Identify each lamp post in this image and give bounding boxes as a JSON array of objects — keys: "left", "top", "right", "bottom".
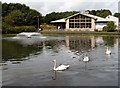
[{"left": 37, "top": 16, "right": 39, "bottom": 30}]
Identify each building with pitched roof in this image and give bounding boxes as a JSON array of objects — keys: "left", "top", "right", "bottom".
[{"left": 51, "top": 12, "right": 119, "bottom": 31}]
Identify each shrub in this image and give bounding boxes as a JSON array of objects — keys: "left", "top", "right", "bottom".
[
  {"left": 103, "top": 26, "right": 108, "bottom": 32},
  {"left": 14, "top": 26, "right": 37, "bottom": 33},
  {"left": 2, "top": 23, "right": 37, "bottom": 34},
  {"left": 103, "top": 21, "right": 116, "bottom": 32},
  {"left": 2, "top": 22, "right": 14, "bottom": 34}
]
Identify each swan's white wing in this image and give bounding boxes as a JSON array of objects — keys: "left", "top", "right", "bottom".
[
  {"left": 106, "top": 50, "right": 111, "bottom": 55},
  {"left": 55, "top": 65, "right": 69, "bottom": 71},
  {"left": 60, "top": 64, "right": 69, "bottom": 67},
  {"left": 83, "top": 56, "right": 89, "bottom": 62},
  {"left": 55, "top": 66, "right": 66, "bottom": 71}
]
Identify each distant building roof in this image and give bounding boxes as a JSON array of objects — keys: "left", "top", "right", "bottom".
[
  {"left": 51, "top": 18, "right": 66, "bottom": 23},
  {"left": 66, "top": 13, "right": 82, "bottom": 19},
  {"left": 84, "top": 14, "right": 110, "bottom": 22},
  {"left": 106, "top": 15, "right": 119, "bottom": 21},
  {"left": 51, "top": 13, "right": 112, "bottom": 23}
]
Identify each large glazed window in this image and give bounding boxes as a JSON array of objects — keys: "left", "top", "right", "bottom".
[{"left": 69, "top": 14, "right": 92, "bottom": 28}]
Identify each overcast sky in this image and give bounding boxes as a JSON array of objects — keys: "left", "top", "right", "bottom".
[{"left": 1, "top": 0, "right": 120, "bottom": 16}]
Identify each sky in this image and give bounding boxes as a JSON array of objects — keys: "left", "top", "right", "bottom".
[{"left": 1, "top": 0, "right": 120, "bottom": 16}]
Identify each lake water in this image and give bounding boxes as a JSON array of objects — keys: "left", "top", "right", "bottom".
[{"left": 1, "top": 34, "right": 119, "bottom": 86}]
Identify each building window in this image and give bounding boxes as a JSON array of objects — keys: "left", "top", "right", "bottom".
[
  {"left": 69, "top": 14, "right": 92, "bottom": 28},
  {"left": 69, "top": 23, "right": 74, "bottom": 28},
  {"left": 86, "top": 23, "right": 91, "bottom": 28}
]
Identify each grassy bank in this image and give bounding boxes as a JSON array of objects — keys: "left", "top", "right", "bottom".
[
  {"left": 2, "top": 34, "right": 16, "bottom": 37},
  {"left": 2, "top": 30, "right": 119, "bottom": 37},
  {"left": 41, "top": 30, "right": 119, "bottom": 36}
]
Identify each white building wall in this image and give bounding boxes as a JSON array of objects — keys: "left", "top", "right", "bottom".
[
  {"left": 96, "top": 23, "right": 107, "bottom": 31},
  {"left": 91, "top": 19, "right": 96, "bottom": 31},
  {"left": 66, "top": 19, "right": 69, "bottom": 30}
]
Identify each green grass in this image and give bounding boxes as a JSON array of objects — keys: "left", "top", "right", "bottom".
[
  {"left": 41, "top": 30, "right": 119, "bottom": 36},
  {"left": 2, "top": 30, "right": 119, "bottom": 37},
  {"left": 2, "top": 34, "right": 16, "bottom": 37}
]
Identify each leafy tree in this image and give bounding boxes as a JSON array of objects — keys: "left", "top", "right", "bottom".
[
  {"left": 88, "top": 10, "right": 96, "bottom": 15},
  {"left": 103, "top": 21, "right": 116, "bottom": 32},
  {"left": 2, "top": 3, "right": 9, "bottom": 17},
  {"left": 4, "top": 10, "right": 25, "bottom": 26},
  {"left": 2, "top": 3, "right": 43, "bottom": 27},
  {"left": 2, "top": 3, "right": 30, "bottom": 17},
  {"left": 88, "top": 9, "right": 112, "bottom": 18},
  {"left": 114, "top": 13, "right": 120, "bottom": 18},
  {"left": 25, "top": 9, "right": 42, "bottom": 27}
]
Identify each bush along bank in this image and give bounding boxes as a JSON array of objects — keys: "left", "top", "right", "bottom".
[{"left": 2, "top": 23, "right": 37, "bottom": 34}]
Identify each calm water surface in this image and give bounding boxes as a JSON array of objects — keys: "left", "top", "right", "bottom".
[{"left": 1, "top": 34, "right": 119, "bottom": 86}]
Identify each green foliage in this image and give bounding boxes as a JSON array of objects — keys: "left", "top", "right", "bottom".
[
  {"left": 88, "top": 9, "right": 112, "bottom": 18},
  {"left": 25, "top": 9, "right": 42, "bottom": 26},
  {"left": 103, "top": 26, "right": 108, "bottom": 32},
  {"left": 4, "top": 10, "right": 25, "bottom": 26},
  {"left": 13, "top": 26, "right": 37, "bottom": 33},
  {"left": 2, "top": 22, "right": 14, "bottom": 34},
  {"left": 2, "top": 3, "right": 42, "bottom": 27},
  {"left": 103, "top": 21, "right": 116, "bottom": 32},
  {"left": 114, "top": 13, "right": 120, "bottom": 18},
  {"left": 2, "top": 22, "right": 36, "bottom": 34},
  {"left": 2, "top": 3, "right": 30, "bottom": 17}
]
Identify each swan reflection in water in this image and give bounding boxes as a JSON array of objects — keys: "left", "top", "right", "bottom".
[
  {"left": 52, "top": 70, "right": 57, "bottom": 80},
  {"left": 82, "top": 53, "right": 90, "bottom": 70}
]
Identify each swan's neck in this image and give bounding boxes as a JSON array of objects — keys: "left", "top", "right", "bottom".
[
  {"left": 107, "top": 48, "right": 109, "bottom": 51},
  {"left": 53, "top": 61, "right": 56, "bottom": 70}
]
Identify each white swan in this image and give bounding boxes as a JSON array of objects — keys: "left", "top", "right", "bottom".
[
  {"left": 105, "top": 47, "right": 111, "bottom": 55},
  {"left": 52, "top": 60, "right": 69, "bottom": 71},
  {"left": 83, "top": 55, "right": 90, "bottom": 62}
]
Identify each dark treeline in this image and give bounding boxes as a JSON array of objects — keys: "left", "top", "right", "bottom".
[
  {"left": 88, "top": 10, "right": 120, "bottom": 18},
  {"left": 87, "top": 10, "right": 112, "bottom": 18},
  {"left": 2, "top": 2, "right": 120, "bottom": 33},
  {"left": 2, "top": 3, "right": 42, "bottom": 27},
  {"left": 114, "top": 13, "right": 120, "bottom": 18}
]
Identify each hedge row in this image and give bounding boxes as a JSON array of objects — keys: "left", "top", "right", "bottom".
[{"left": 2, "top": 23, "right": 37, "bottom": 34}]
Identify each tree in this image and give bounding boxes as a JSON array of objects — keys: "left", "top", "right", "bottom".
[
  {"left": 2, "top": 3, "right": 43, "bottom": 27},
  {"left": 25, "top": 9, "right": 42, "bottom": 27},
  {"left": 88, "top": 9, "right": 112, "bottom": 18},
  {"left": 114, "top": 13, "right": 120, "bottom": 18},
  {"left": 89, "top": 10, "right": 96, "bottom": 15},
  {"left": 4, "top": 10, "right": 25, "bottom": 26},
  {"left": 2, "top": 3, "right": 43, "bottom": 33},
  {"left": 98, "top": 9, "right": 112, "bottom": 18},
  {"left": 2, "top": 3, "right": 30, "bottom": 17},
  {"left": 103, "top": 21, "right": 116, "bottom": 32}
]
